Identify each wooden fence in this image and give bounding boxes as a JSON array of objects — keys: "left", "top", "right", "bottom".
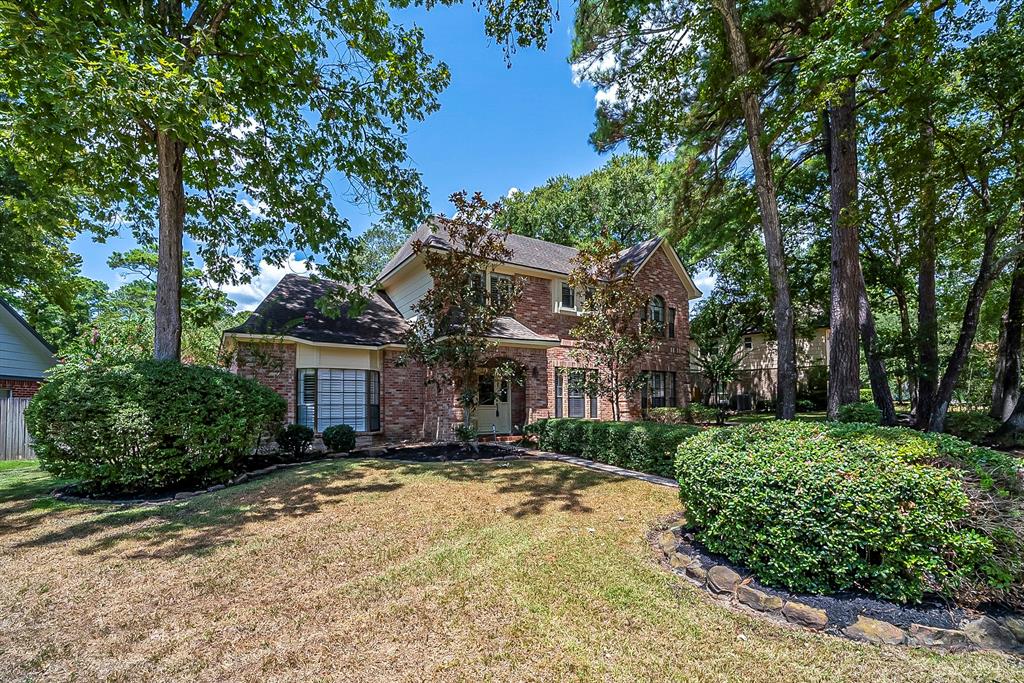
[{"left": 1, "top": 398, "right": 34, "bottom": 460}]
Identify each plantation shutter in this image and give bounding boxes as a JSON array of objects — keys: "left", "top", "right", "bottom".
[{"left": 315, "top": 370, "right": 381, "bottom": 433}]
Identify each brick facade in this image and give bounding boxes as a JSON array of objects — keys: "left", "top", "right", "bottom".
[
  {"left": 228, "top": 243, "right": 693, "bottom": 443},
  {"left": 0, "top": 377, "right": 43, "bottom": 399},
  {"left": 233, "top": 342, "right": 297, "bottom": 421}
]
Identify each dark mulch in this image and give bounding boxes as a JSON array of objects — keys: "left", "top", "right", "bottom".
[
  {"left": 371, "top": 442, "right": 522, "bottom": 463},
  {"left": 673, "top": 530, "right": 969, "bottom": 632}
]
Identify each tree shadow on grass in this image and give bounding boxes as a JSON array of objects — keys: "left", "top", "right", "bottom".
[
  {"left": 384, "top": 458, "right": 605, "bottom": 518},
  {"left": 2, "top": 460, "right": 404, "bottom": 560}
]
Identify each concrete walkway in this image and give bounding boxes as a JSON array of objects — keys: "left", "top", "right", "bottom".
[{"left": 520, "top": 449, "right": 679, "bottom": 489}]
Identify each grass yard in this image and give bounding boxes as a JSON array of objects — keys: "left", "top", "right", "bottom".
[{"left": 0, "top": 459, "right": 1020, "bottom": 682}]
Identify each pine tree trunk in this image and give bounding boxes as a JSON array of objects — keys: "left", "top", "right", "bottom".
[
  {"left": 714, "top": 0, "right": 797, "bottom": 419},
  {"left": 915, "top": 123, "right": 939, "bottom": 429},
  {"left": 989, "top": 229, "right": 1024, "bottom": 421},
  {"left": 154, "top": 131, "right": 185, "bottom": 361},
  {"left": 996, "top": 392, "right": 1024, "bottom": 437},
  {"left": 825, "top": 86, "right": 863, "bottom": 419},
  {"left": 859, "top": 270, "right": 897, "bottom": 425}
]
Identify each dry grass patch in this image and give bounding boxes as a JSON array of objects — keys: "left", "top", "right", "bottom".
[{"left": 0, "top": 458, "right": 1020, "bottom": 682}]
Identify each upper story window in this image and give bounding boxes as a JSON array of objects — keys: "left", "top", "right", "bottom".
[
  {"left": 490, "top": 274, "right": 513, "bottom": 309},
  {"left": 648, "top": 296, "right": 666, "bottom": 335},
  {"left": 744, "top": 336, "right": 753, "bottom": 350},
  {"left": 561, "top": 282, "right": 576, "bottom": 310},
  {"left": 668, "top": 307, "right": 676, "bottom": 338}
]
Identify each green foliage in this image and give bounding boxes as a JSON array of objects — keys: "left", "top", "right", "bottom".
[
  {"left": 454, "top": 423, "right": 478, "bottom": 442},
  {"left": 323, "top": 424, "right": 356, "bottom": 453},
  {"left": 493, "top": 155, "right": 665, "bottom": 247},
  {"left": 530, "top": 418, "right": 700, "bottom": 478},
  {"left": 675, "top": 422, "right": 1022, "bottom": 604},
  {"left": 649, "top": 405, "right": 717, "bottom": 425},
  {"left": 276, "top": 424, "right": 314, "bottom": 459},
  {"left": 0, "top": 0, "right": 453, "bottom": 294},
  {"left": 836, "top": 401, "right": 882, "bottom": 425},
  {"left": 944, "top": 411, "right": 1000, "bottom": 444},
  {"left": 25, "top": 360, "right": 285, "bottom": 495},
  {"left": 402, "top": 192, "right": 524, "bottom": 429},
  {"left": 567, "top": 238, "right": 656, "bottom": 420}
]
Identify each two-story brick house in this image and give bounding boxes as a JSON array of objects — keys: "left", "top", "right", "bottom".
[{"left": 223, "top": 222, "right": 702, "bottom": 442}]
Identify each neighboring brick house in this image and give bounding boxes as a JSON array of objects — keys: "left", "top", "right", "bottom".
[
  {"left": 0, "top": 297, "right": 56, "bottom": 399},
  {"left": 223, "top": 223, "right": 702, "bottom": 442}
]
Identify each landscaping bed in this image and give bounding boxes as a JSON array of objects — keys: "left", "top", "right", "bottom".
[{"left": 357, "top": 441, "right": 522, "bottom": 462}]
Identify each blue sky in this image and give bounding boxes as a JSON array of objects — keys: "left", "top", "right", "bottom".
[{"left": 71, "top": 5, "right": 672, "bottom": 309}]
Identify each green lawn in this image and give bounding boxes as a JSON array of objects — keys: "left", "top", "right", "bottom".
[{"left": 1, "top": 459, "right": 1020, "bottom": 682}]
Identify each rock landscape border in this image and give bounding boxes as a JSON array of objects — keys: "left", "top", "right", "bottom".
[{"left": 653, "top": 521, "right": 1024, "bottom": 656}]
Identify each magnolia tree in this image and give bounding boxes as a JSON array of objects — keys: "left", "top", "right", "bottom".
[
  {"left": 402, "top": 192, "right": 523, "bottom": 438},
  {"left": 567, "top": 238, "right": 655, "bottom": 421}
]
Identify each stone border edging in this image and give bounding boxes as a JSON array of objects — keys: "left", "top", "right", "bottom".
[{"left": 653, "top": 523, "right": 1024, "bottom": 656}]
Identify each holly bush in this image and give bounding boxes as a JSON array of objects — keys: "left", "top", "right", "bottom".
[
  {"left": 26, "top": 360, "right": 285, "bottom": 496},
  {"left": 675, "top": 421, "right": 1022, "bottom": 605}
]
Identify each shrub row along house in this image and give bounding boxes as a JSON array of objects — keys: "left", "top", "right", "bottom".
[{"left": 223, "top": 222, "right": 701, "bottom": 442}]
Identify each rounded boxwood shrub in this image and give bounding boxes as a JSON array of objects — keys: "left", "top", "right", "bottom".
[
  {"left": 675, "top": 421, "right": 1021, "bottom": 604},
  {"left": 276, "top": 424, "right": 314, "bottom": 459},
  {"left": 323, "top": 424, "right": 356, "bottom": 452},
  {"left": 25, "top": 360, "right": 286, "bottom": 496},
  {"left": 836, "top": 401, "right": 881, "bottom": 424}
]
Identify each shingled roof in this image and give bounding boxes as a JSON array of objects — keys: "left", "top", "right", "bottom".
[
  {"left": 376, "top": 219, "right": 664, "bottom": 283},
  {"left": 225, "top": 274, "right": 410, "bottom": 347}
]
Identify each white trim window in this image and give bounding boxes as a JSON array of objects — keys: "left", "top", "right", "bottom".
[{"left": 296, "top": 368, "right": 381, "bottom": 433}]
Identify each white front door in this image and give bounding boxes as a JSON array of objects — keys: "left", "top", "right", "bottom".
[{"left": 474, "top": 373, "right": 511, "bottom": 434}]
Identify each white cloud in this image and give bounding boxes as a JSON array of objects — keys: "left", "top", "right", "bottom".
[
  {"left": 219, "top": 253, "right": 314, "bottom": 310},
  {"left": 241, "top": 198, "right": 269, "bottom": 218},
  {"left": 506, "top": 187, "right": 520, "bottom": 198}
]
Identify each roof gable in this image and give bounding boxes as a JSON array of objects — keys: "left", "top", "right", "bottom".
[
  {"left": 225, "top": 274, "right": 410, "bottom": 347},
  {"left": 0, "top": 297, "right": 56, "bottom": 379}
]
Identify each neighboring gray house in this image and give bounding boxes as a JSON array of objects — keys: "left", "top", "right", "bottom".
[{"left": 0, "top": 297, "right": 56, "bottom": 398}]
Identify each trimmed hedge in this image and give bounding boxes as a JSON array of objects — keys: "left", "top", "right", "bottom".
[
  {"left": 649, "top": 405, "right": 718, "bottom": 425},
  {"left": 276, "top": 424, "right": 314, "bottom": 458},
  {"left": 675, "top": 421, "right": 1023, "bottom": 605},
  {"left": 527, "top": 418, "right": 701, "bottom": 478},
  {"left": 25, "top": 360, "right": 285, "bottom": 495}
]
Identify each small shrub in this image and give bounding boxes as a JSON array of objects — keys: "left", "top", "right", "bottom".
[
  {"left": 454, "top": 423, "right": 477, "bottom": 442},
  {"left": 276, "top": 424, "right": 314, "bottom": 458},
  {"left": 675, "top": 421, "right": 1023, "bottom": 606},
  {"left": 796, "top": 399, "right": 816, "bottom": 413},
  {"left": 532, "top": 418, "right": 700, "bottom": 478},
  {"left": 25, "top": 360, "right": 285, "bottom": 495},
  {"left": 323, "top": 424, "right": 357, "bottom": 452},
  {"left": 836, "top": 401, "right": 881, "bottom": 424},
  {"left": 650, "top": 405, "right": 718, "bottom": 425},
  {"left": 944, "top": 411, "right": 999, "bottom": 444}
]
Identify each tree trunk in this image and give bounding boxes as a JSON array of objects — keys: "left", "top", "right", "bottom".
[
  {"left": 989, "top": 229, "right": 1024, "bottom": 422},
  {"left": 154, "top": 131, "right": 185, "bottom": 361},
  {"left": 859, "top": 271, "right": 897, "bottom": 425},
  {"left": 928, "top": 222, "right": 1000, "bottom": 432},
  {"left": 714, "top": 0, "right": 798, "bottom": 420},
  {"left": 893, "top": 287, "right": 917, "bottom": 410},
  {"left": 995, "top": 392, "right": 1024, "bottom": 437},
  {"left": 825, "top": 86, "right": 864, "bottom": 419},
  {"left": 915, "top": 122, "right": 939, "bottom": 429}
]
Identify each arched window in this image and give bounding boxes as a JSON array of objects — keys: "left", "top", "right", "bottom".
[{"left": 648, "top": 296, "right": 666, "bottom": 335}]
